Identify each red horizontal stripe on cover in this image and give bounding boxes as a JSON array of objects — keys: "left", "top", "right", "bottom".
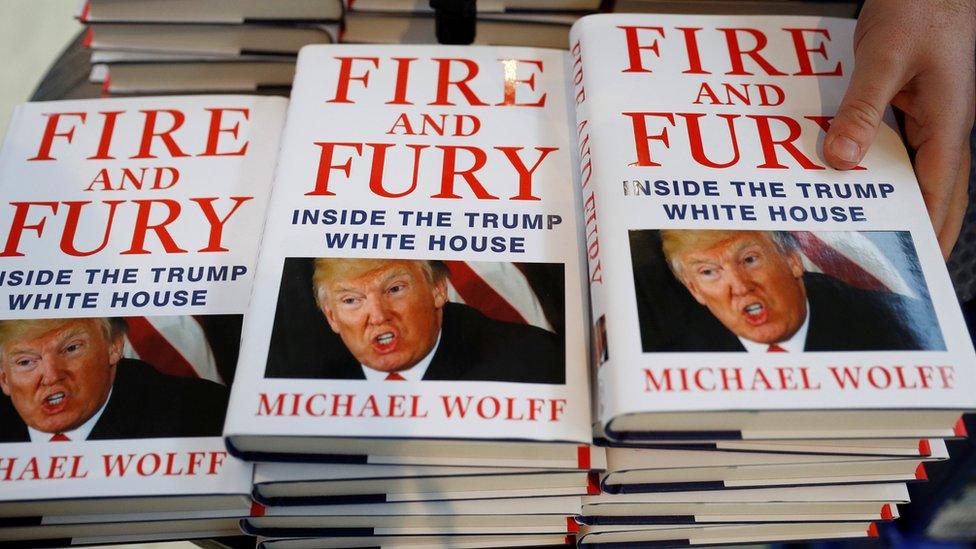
[
  {"left": 250, "top": 501, "right": 266, "bottom": 517},
  {"left": 566, "top": 517, "right": 580, "bottom": 533},
  {"left": 564, "top": 535, "right": 575, "bottom": 545},
  {"left": 868, "top": 523, "right": 879, "bottom": 538},
  {"left": 79, "top": 1, "right": 91, "bottom": 22},
  {"left": 954, "top": 417, "right": 968, "bottom": 437},
  {"left": 881, "top": 504, "right": 893, "bottom": 520},
  {"left": 586, "top": 471, "right": 601, "bottom": 495},
  {"left": 793, "top": 232, "right": 888, "bottom": 292},
  {"left": 918, "top": 439, "right": 932, "bottom": 456},
  {"left": 577, "top": 445, "right": 591, "bottom": 469},
  {"left": 915, "top": 463, "right": 928, "bottom": 480},
  {"left": 443, "top": 261, "right": 527, "bottom": 325},
  {"left": 125, "top": 316, "right": 199, "bottom": 378},
  {"left": 82, "top": 28, "right": 93, "bottom": 48}
]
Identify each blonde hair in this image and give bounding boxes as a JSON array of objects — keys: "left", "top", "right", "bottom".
[
  {"left": 660, "top": 230, "right": 795, "bottom": 281},
  {"left": 312, "top": 258, "right": 448, "bottom": 306},
  {"left": 0, "top": 318, "right": 126, "bottom": 356}
]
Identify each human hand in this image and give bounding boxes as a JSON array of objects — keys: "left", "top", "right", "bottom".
[{"left": 823, "top": 0, "right": 976, "bottom": 259}]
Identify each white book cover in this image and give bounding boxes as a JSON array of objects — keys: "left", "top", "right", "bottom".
[
  {"left": 569, "top": 14, "right": 976, "bottom": 435},
  {"left": 224, "top": 45, "right": 592, "bottom": 459},
  {"left": 0, "top": 96, "right": 286, "bottom": 507}
]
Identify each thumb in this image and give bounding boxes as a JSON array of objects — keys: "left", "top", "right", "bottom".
[{"left": 824, "top": 49, "right": 907, "bottom": 170}]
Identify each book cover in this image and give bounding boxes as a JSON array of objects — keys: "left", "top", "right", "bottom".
[
  {"left": 569, "top": 14, "right": 976, "bottom": 438},
  {"left": 224, "top": 45, "right": 593, "bottom": 462},
  {"left": 0, "top": 95, "right": 286, "bottom": 511}
]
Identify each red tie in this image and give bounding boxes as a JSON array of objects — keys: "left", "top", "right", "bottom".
[
  {"left": 385, "top": 372, "right": 406, "bottom": 381},
  {"left": 50, "top": 433, "right": 70, "bottom": 442},
  {"left": 767, "top": 344, "right": 787, "bottom": 352}
]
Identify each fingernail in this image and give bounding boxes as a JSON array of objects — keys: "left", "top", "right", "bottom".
[{"left": 830, "top": 135, "right": 861, "bottom": 164}]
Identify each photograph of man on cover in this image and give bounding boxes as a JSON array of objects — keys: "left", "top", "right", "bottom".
[
  {"left": 630, "top": 229, "right": 945, "bottom": 353},
  {"left": 264, "top": 257, "right": 566, "bottom": 383},
  {"left": 0, "top": 316, "right": 233, "bottom": 442}
]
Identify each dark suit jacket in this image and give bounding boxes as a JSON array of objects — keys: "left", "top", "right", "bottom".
[
  {"left": 659, "top": 272, "right": 945, "bottom": 352},
  {"left": 0, "top": 358, "right": 229, "bottom": 442},
  {"left": 273, "top": 302, "right": 565, "bottom": 383}
]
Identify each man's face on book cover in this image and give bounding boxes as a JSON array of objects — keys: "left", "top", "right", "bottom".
[
  {"left": 0, "top": 318, "right": 122, "bottom": 434},
  {"left": 318, "top": 260, "right": 447, "bottom": 373},
  {"left": 675, "top": 232, "right": 807, "bottom": 344}
]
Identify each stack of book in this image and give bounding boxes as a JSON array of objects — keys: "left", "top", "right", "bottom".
[
  {"left": 78, "top": 0, "right": 606, "bottom": 95},
  {"left": 1, "top": 10, "right": 973, "bottom": 549},
  {"left": 341, "top": 0, "right": 601, "bottom": 48},
  {"left": 78, "top": 0, "right": 342, "bottom": 94}
]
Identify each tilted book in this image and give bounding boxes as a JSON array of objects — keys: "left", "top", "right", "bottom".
[
  {"left": 0, "top": 96, "right": 285, "bottom": 517},
  {"left": 568, "top": 14, "right": 976, "bottom": 440}
]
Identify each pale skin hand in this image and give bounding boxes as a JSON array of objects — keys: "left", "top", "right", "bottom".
[{"left": 823, "top": 0, "right": 976, "bottom": 259}]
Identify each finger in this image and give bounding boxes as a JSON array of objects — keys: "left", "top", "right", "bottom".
[
  {"left": 908, "top": 99, "right": 972, "bottom": 239},
  {"left": 939, "top": 145, "right": 971, "bottom": 259},
  {"left": 824, "top": 47, "right": 908, "bottom": 170}
]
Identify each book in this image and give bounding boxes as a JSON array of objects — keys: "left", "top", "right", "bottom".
[
  {"left": 633, "top": 437, "right": 948, "bottom": 457},
  {"left": 252, "top": 460, "right": 604, "bottom": 505},
  {"left": 84, "top": 22, "right": 338, "bottom": 56},
  {"left": 581, "top": 481, "right": 911, "bottom": 504},
  {"left": 0, "top": 516, "right": 242, "bottom": 545},
  {"left": 610, "top": 0, "right": 859, "bottom": 17},
  {"left": 78, "top": 0, "right": 344, "bottom": 24},
  {"left": 598, "top": 444, "right": 945, "bottom": 492},
  {"left": 568, "top": 14, "right": 976, "bottom": 441},
  {"left": 221, "top": 43, "right": 595, "bottom": 463},
  {"left": 576, "top": 521, "right": 878, "bottom": 546},
  {"left": 257, "top": 533, "right": 575, "bottom": 549},
  {"left": 577, "top": 500, "right": 899, "bottom": 524},
  {"left": 339, "top": 0, "right": 596, "bottom": 49},
  {"left": 243, "top": 495, "right": 585, "bottom": 537},
  {"left": 341, "top": 11, "right": 582, "bottom": 49},
  {"left": 94, "top": 60, "right": 297, "bottom": 94},
  {"left": 345, "top": 0, "right": 602, "bottom": 11},
  {"left": 0, "top": 96, "right": 286, "bottom": 520},
  {"left": 2, "top": 530, "right": 248, "bottom": 549}
]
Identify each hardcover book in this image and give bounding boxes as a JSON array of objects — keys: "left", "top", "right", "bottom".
[
  {"left": 569, "top": 14, "right": 976, "bottom": 440},
  {"left": 222, "top": 43, "right": 595, "bottom": 463},
  {"left": 244, "top": 495, "right": 585, "bottom": 537},
  {"left": 77, "top": 0, "right": 344, "bottom": 24},
  {"left": 0, "top": 95, "right": 286, "bottom": 517},
  {"left": 576, "top": 521, "right": 878, "bottom": 547},
  {"left": 252, "top": 459, "right": 604, "bottom": 506}
]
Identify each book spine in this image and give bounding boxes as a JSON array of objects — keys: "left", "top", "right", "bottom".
[{"left": 569, "top": 24, "right": 616, "bottom": 427}]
